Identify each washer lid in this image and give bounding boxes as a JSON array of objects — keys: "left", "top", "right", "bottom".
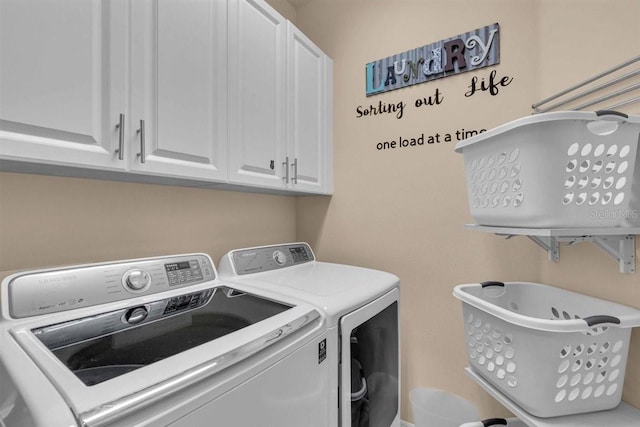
[
  {"left": 8, "top": 283, "right": 321, "bottom": 427},
  {"left": 32, "top": 286, "right": 295, "bottom": 387}
]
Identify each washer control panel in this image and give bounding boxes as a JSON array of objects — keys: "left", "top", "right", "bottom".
[
  {"left": 164, "top": 259, "right": 204, "bottom": 286},
  {"left": 5, "top": 254, "right": 216, "bottom": 319},
  {"left": 231, "top": 243, "right": 314, "bottom": 275}
]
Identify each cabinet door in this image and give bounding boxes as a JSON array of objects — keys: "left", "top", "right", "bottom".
[
  {"left": 130, "top": 0, "right": 227, "bottom": 181},
  {"left": 287, "top": 23, "right": 330, "bottom": 194},
  {"left": 227, "top": 0, "right": 286, "bottom": 189},
  {"left": 0, "top": 0, "right": 127, "bottom": 170}
]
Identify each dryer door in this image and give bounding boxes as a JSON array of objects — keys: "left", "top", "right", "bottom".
[{"left": 339, "top": 288, "right": 400, "bottom": 427}]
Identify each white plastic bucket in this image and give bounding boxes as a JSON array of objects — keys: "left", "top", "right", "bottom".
[{"left": 409, "top": 388, "right": 479, "bottom": 427}]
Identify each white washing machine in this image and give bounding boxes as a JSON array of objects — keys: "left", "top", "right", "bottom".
[
  {"left": 218, "top": 242, "right": 401, "bottom": 427},
  {"left": 0, "top": 253, "right": 331, "bottom": 427}
]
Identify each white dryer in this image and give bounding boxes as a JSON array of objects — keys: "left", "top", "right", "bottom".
[{"left": 219, "top": 242, "right": 401, "bottom": 427}]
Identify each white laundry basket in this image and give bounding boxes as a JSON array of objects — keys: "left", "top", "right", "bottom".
[
  {"left": 455, "top": 111, "right": 640, "bottom": 228},
  {"left": 453, "top": 281, "right": 640, "bottom": 418}
]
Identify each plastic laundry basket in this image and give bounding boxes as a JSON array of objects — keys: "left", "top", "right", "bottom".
[
  {"left": 455, "top": 110, "right": 640, "bottom": 228},
  {"left": 453, "top": 281, "right": 640, "bottom": 418}
]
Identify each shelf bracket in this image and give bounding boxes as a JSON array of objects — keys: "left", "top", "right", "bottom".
[
  {"left": 527, "top": 236, "right": 560, "bottom": 262},
  {"left": 525, "top": 234, "right": 636, "bottom": 273},
  {"left": 468, "top": 225, "right": 639, "bottom": 274},
  {"left": 591, "top": 235, "right": 636, "bottom": 274}
]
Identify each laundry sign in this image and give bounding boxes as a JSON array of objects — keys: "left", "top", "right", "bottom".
[{"left": 366, "top": 23, "right": 500, "bottom": 96}]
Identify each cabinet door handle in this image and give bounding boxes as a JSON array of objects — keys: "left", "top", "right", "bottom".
[
  {"left": 115, "top": 113, "right": 125, "bottom": 160},
  {"left": 136, "top": 119, "right": 146, "bottom": 163},
  {"left": 291, "top": 158, "right": 298, "bottom": 184},
  {"left": 282, "top": 156, "right": 290, "bottom": 184}
]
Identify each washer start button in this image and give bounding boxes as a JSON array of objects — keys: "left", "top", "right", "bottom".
[
  {"left": 273, "top": 250, "right": 287, "bottom": 266},
  {"left": 123, "top": 270, "right": 151, "bottom": 292}
]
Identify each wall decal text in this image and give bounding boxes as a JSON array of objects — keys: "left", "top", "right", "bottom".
[
  {"left": 355, "top": 71, "right": 514, "bottom": 122},
  {"left": 465, "top": 69, "right": 513, "bottom": 97},
  {"left": 375, "top": 128, "right": 487, "bottom": 151}
]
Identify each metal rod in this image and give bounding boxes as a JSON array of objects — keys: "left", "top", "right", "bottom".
[
  {"left": 534, "top": 68, "right": 640, "bottom": 113},
  {"left": 282, "top": 156, "right": 289, "bottom": 184},
  {"left": 571, "top": 82, "right": 640, "bottom": 111},
  {"left": 115, "top": 113, "right": 125, "bottom": 160},
  {"left": 136, "top": 119, "right": 146, "bottom": 163},
  {"left": 605, "top": 95, "right": 640, "bottom": 111},
  {"left": 291, "top": 158, "right": 298, "bottom": 184},
  {"left": 532, "top": 55, "right": 640, "bottom": 109}
]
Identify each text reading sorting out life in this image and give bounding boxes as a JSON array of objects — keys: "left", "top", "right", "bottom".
[{"left": 356, "top": 70, "right": 513, "bottom": 120}]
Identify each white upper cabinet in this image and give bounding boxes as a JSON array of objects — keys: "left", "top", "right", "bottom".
[
  {"left": 227, "top": 0, "right": 287, "bottom": 189},
  {"left": 0, "top": 0, "right": 332, "bottom": 194},
  {"left": 287, "top": 22, "right": 332, "bottom": 194},
  {"left": 0, "top": 0, "right": 127, "bottom": 170},
  {"left": 130, "top": 0, "right": 227, "bottom": 181},
  {"left": 227, "top": 9, "right": 333, "bottom": 194}
]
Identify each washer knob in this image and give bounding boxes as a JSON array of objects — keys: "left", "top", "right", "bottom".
[
  {"left": 273, "top": 250, "right": 287, "bottom": 266},
  {"left": 125, "top": 306, "right": 148, "bottom": 324},
  {"left": 125, "top": 270, "right": 150, "bottom": 291}
]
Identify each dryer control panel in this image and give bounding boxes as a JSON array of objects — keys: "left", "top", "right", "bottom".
[{"left": 231, "top": 243, "right": 315, "bottom": 275}]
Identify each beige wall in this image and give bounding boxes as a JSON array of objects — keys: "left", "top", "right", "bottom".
[
  {"left": 0, "top": 172, "right": 297, "bottom": 275},
  {"left": 265, "top": 0, "right": 297, "bottom": 21},
  {"left": 293, "top": 0, "right": 640, "bottom": 422}
]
